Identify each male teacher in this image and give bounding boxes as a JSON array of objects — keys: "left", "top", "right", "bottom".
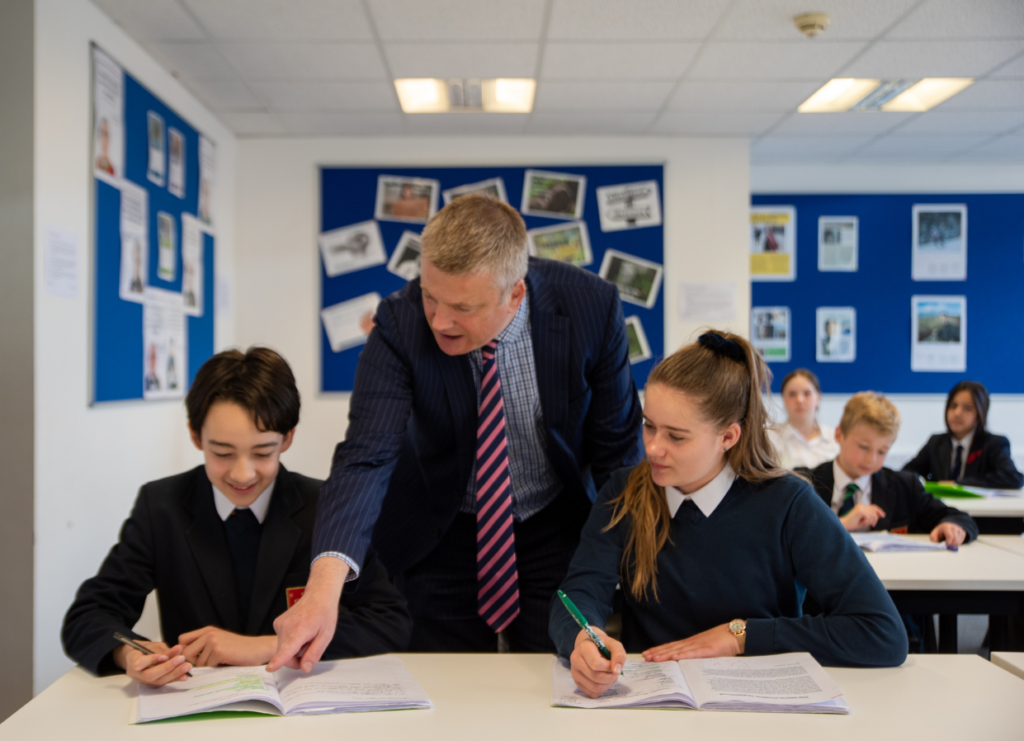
[{"left": 269, "top": 195, "right": 643, "bottom": 671}]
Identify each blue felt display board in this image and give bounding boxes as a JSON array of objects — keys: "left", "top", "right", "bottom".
[
  {"left": 751, "top": 193, "right": 1024, "bottom": 394},
  {"left": 321, "top": 165, "right": 665, "bottom": 392},
  {"left": 93, "top": 50, "right": 215, "bottom": 403}
]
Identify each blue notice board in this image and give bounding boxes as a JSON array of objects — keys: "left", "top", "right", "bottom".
[{"left": 320, "top": 165, "right": 665, "bottom": 393}]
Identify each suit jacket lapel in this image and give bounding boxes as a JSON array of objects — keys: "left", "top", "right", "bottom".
[
  {"left": 526, "top": 268, "right": 569, "bottom": 436},
  {"left": 246, "top": 467, "right": 304, "bottom": 635},
  {"left": 965, "top": 431, "right": 986, "bottom": 477},
  {"left": 935, "top": 435, "right": 953, "bottom": 479},
  {"left": 870, "top": 472, "right": 894, "bottom": 529},
  {"left": 812, "top": 463, "right": 835, "bottom": 507},
  {"left": 183, "top": 473, "right": 242, "bottom": 632}
]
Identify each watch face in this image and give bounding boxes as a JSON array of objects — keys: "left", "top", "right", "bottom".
[{"left": 730, "top": 620, "right": 744, "bottom": 633}]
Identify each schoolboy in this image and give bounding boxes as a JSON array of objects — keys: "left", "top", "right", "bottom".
[
  {"left": 798, "top": 391, "right": 977, "bottom": 545},
  {"left": 63, "top": 348, "right": 412, "bottom": 686}
]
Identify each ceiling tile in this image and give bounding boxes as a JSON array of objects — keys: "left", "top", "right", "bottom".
[
  {"left": 893, "top": 110, "right": 1024, "bottom": 136},
  {"left": 772, "top": 111, "right": 914, "bottom": 135},
  {"left": 368, "top": 0, "right": 547, "bottom": 40},
  {"left": 404, "top": 113, "right": 529, "bottom": 135},
  {"left": 887, "top": 0, "right": 1024, "bottom": 39},
  {"left": 751, "top": 135, "right": 873, "bottom": 160},
  {"left": 932, "top": 80, "right": 1024, "bottom": 110},
  {"left": 547, "top": 0, "right": 732, "bottom": 40},
  {"left": 652, "top": 111, "right": 783, "bottom": 135},
  {"left": 953, "top": 135, "right": 1024, "bottom": 160},
  {"left": 989, "top": 52, "right": 1024, "bottom": 78},
  {"left": 667, "top": 80, "right": 821, "bottom": 111},
  {"left": 714, "top": 0, "right": 919, "bottom": 41},
  {"left": 91, "top": 0, "right": 206, "bottom": 40},
  {"left": 256, "top": 81, "right": 398, "bottom": 111},
  {"left": 541, "top": 42, "right": 699, "bottom": 79},
  {"left": 144, "top": 42, "right": 238, "bottom": 79},
  {"left": 689, "top": 41, "right": 866, "bottom": 80},
  {"left": 842, "top": 40, "right": 1024, "bottom": 79},
  {"left": 852, "top": 135, "right": 991, "bottom": 159},
  {"left": 219, "top": 43, "right": 387, "bottom": 80},
  {"left": 184, "top": 78, "right": 264, "bottom": 111},
  {"left": 217, "top": 111, "right": 288, "bottom": 135},
  {"left": 528, "top": 112, "right": 658, "bottom": 135},
  {"left": 533, "top": 81, "right": 674, "bottom": 111},
  {"left": 182, "top": 0, "right": 373, "bottom": 40},
  {"left": 384, "top": 43, "right": 539, "bottom": 78},
  {"left": 281, "top": 113, "right": 406, "bottom": 135}
]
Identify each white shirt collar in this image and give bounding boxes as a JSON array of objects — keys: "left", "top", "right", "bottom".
[
  {"left": 831, "top": 459, "right": 871, "bottom": 510},
  {"left": 952, "top": 429, "right": 975, "bottom": 455},
  {"left": 212, "top": 478, "right": 276, "bottom": 524},
  {"left": 665, "top": 463, "right": 737, "bottom": 518}
]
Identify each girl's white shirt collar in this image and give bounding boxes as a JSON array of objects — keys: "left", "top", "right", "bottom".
[{"left": 665, "top": 463, "right": 737, "bottom": 518}]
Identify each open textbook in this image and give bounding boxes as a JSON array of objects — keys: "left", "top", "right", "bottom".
[
  {"left": 134, "top": 655, "right": 432, "bottom": 723},
  {"left": 851, "top": 532, "right": 946, "bottom": 552},
  {"left": 552, "top": 652, "right": 849, "bottom": 714}
]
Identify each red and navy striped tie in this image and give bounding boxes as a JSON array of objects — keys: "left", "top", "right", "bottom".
[{"left": 475, "top": 340, "right": 520, "bottom": 633}]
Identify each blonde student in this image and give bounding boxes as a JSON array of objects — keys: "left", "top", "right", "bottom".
[
  {"left": 550, "top": 332, "right": 906, "bottom": 700},
  {"left": 768, "top": 368, "right": 839, "bottom": 470}
]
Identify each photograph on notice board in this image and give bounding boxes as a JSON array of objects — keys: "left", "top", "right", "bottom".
[
  {"left": 143, "top": 287, "right": 187, "bottom": 400},
  {"left": 319, "top": 219, "right": 387, "bottom": 278},
  {"left": 912, "top": 295, "right": 966, "bottom": 372},
  {"left": 181, "top": 214, "right": 203, "bottom": 317},
  {"left": 442, "top": 177, "right": 508, "bottom": 205},
  {"left": 168, "top": 128, "right": 185, "bottom": 199},
  {"left": 146, "top": 111, "right": 165, "bottom": 186},
  {"left": 521, "top": 169, "right": 586, "bottom": 220},
  {"left": 321, "top": 292, "right": 382, "bottom": 353},
  {"left": 375, "top": 175, "right": 440, "bottom": 223},
  {"left": 816, "top": 307, "right": 856, "bottom": 363},
  {"left": 596, "top": 180, "right": 661, "bottom": 232},
  {"left": 92, "top": 47, "right": 124, "bottom": 185},
  {"left": 198, "top": 135, "right": 215, "bottom": 228},
  {"left": 912, "top": 204, "right": 967, "bottom": 281},
  {"left": 751, "top": 307, "right": 791, "bottom": 363},
  {"left": 599, "top": 249, "right": 663, "bottom": 309},
  {"left": 527, "top": 221, "right": 592, "bottom": 267},
  {"left": 157, "top": 212, "right": 176, "bottom": 282},
  {"left": 818, "top": 216, "right": 858, "bottom": 272},
  {"left": 119, "top": 182, "right": 148, "bottom": 303},
  {"left": 750, "top": 206, "right": 796, "bottom": 282},
  {"left": 624, "top": 316, "right": 652, "bottom": 364},
  {"left": 386, "top": 230, "right": 422, "bottom": 281}
]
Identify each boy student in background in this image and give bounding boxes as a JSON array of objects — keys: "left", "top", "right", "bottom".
[
  {"left": 62, "top": 348, "right": 411, "bottom": 686},
  {"left": 768, "top": 368, "right": 839, "bottom": 470},
  {"left": 798, "top": 392, "right": 977, "bottom": 545},
  {"left": 551, "top": 332, "right": 906, "bottom": 699},
  {"left": 903, "top": 380, "right": 1024, "bottom": 490}
]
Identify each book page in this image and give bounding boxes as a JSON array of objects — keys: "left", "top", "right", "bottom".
[
  {"left": 550, "top": 657, "right": 696, "bottom": 709},
  {"left": 136, "top": 666, "right": 282, "bottom": 723},
  {"left": 680, "top": 653, "right": 844, "bottom": 708},
  {"left": 276, "top": 656, "right": 433, "bottom": 714}
]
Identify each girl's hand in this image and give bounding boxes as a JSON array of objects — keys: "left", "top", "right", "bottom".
[
  {"left": 569, "top": 627, "right": 626, "bottom": 699},
  {"left": 642, "top": 623, "right": 741, "bottom": 662}
]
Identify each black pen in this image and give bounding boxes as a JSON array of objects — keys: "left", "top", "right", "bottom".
[{"left": 113, "top": 632, "right": 193, "bottom": 678}]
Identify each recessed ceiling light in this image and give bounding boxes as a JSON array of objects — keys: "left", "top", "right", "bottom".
[
  {"left": 395, "top": 78, "right": 535, "bottom": 113},
  {"left": 799, "top": 77, "right": 973, "bottom": 113},
  {"left": 394, "top": 79, "right": 449, "bottom": 113},
  {"left": 880, "top": 78, "right": 974, "bottom": 112},
  {"left": 798, "top": 79, "right": 882, "bottom": 112},
  {"left": 483, "top": 79, "right": 536, "bottom": 113}
]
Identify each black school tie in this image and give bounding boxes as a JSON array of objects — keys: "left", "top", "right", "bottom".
[
  {"left": 951, "top": 444, "right": 963, "bottom": 481},
  {"left": 224, "top": 508, "right": 261, "bottom": 627}
]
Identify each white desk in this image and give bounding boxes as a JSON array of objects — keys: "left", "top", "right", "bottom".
[
  {"left": 991, "top": 652, "right": 1024, "bottom": 682},
  {"left": 937, "top": 495, "right": 1024, "bottom": 520},
  {"left": 1, "top": 654, "right": 1022, "bottom": 740},
  {"left": 979, "top": 534, "right": 1024, "bottom": 559}
]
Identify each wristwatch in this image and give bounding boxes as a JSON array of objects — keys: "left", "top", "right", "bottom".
[{"left": 728, "top": 619, "right": 747, "bottom": 655}]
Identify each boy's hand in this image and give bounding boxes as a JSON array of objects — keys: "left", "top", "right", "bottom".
[
  {"left": 179, "top": 627, "right": 277, "bottom": 667},
  {"left": 840, "top": 503, "right": 886, "bottom": 531},
  {"left": 114, "top": 641, "right": 192, "bottom": 687},
  {"left": 643, "top": 623, "right": 741, "bottom": 662},
  {"left": 930, "top": 521, "right": 967, "bottom": 546},
  {"left": 569, "top": 627, "right": 626, "bottom": 699}
]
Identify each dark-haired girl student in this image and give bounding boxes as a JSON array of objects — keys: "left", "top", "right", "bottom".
[
  {"left": 549, "top": 332, "right": 907, "bottom": 699},
  {"left": 903, "top": 381, "right": 1023, "bottom": 490}
]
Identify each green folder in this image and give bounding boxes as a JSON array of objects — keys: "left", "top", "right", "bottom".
[{"left": 924, "top": 482, "right": 983, "bottom": 499}]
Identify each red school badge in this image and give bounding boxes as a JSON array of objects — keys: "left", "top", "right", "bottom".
[
  {"left": 890, "top": 526, "right": 908, "bottom": 534},
  {"left": 286, "top": 586, "right": 306, "bottom": 609},
  {"left": 967, "top": 449, "right": 982, "bottom": 465}
]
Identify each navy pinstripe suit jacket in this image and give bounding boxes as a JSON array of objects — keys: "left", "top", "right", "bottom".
[{"left": 313, "top": 257, "right": 645, "bottom": 576}]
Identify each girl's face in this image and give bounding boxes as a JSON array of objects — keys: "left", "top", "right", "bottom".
[
  {"left": 947, "top": 390, "right": 978, "bottom": 439},
  {"left": 643, "top": 383, "right": 740, "bottom": 494},
  {"left": 783, "top": 375, "right": 820, "bottom": 423}
]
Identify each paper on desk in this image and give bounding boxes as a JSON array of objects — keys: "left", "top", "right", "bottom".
[
  {"left": 851, "top": 532, "right": 945, "bottom": 552},
  {"left": 961, "top": 486, "right": 1023, "bottom": 499},
  {"left": 551, "top": 658, "right": 696, "bottom": 709},
  {"left": 137, "top": 666, "right": 283, "bottom": 723},
  {"left": 276, "top": 655, "right": 433, "bottom": 714}
]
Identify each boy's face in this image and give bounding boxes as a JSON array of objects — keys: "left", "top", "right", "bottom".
[
  {"left": 834, "top": 423, "right": 895, "bottom": 480},
  {"left": 190, "top": 400, "right": 294, "bottom": 508}
]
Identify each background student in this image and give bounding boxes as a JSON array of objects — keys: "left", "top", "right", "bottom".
[
  {"left": 62, "top": 348, "right": 411, "bottom": 686},
  {"left": 799, "top": 392, "right": 977, "bottom": 545},
  {"left": 550, "top": 332, "right": 906, "bottom": 700},
  {"left": 768, "top": 368, "right": 838, "bottom": 470},
  {"left": 903, "top": 380, "right": 1024, "bottom": 490}
]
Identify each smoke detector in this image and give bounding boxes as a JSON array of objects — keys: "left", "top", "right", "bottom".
[{"left": 794, "top": 12, "right": 829, "bottom": 38}]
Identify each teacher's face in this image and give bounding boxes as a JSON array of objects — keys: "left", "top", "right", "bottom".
[{"left": 420, "top": 258, "right": 525, "bottom": 356}]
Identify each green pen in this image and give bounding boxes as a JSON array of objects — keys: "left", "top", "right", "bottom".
[{"left": 558, "top": 590, "right": 612, "bottom": 661}]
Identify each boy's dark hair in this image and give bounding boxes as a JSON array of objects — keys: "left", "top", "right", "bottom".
[
  {"left": 945, "top": 380, "right": 989, "bottom": 436},
  {"left": 186, "top": 347, "right": 300, "bottom": 435}
]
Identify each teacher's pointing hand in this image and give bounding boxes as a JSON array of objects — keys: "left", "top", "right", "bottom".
[{"left": 267, "top": 557, "right": 349, "bottom": 672}]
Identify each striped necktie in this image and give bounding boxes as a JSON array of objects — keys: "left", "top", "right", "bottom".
[
  {"left": 838, "top": 482, "right": 859, "bottom": 516},
  {"left": 475, "top": 340, "right": 520, "bottom": 633}
]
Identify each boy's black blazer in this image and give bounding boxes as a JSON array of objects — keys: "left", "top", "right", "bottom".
[
  {"left": 902, "top": 430, "right": 1024, "bottom": 489},
  {"left": 62, "top": 465, "right": 412, "bottom": 676},
  {"left": 797, "top": 461, "right": 978, "bottom": 543}
]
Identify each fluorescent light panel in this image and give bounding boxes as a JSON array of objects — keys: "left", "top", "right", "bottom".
[
  {"left": 395, "top": 78, "right": 535, "bottom": 113},
  {"left": 798, "top": 79, "right": 881, "bottom": 112},
  {"left": 799, "top": 78, "right": 973, "bottom": 113},
  {"left": 881, "top": 78, "right": 974, "bottom": 112}
]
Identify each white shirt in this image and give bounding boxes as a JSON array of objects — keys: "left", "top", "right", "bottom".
[
  {"left": 950, "top": 429, "right": 975, "bottom": 481},
  {"left": 769, "top": 421, "right": 839, "bottom": 471},
  {"left": 665, "top": 463, "right": 737, "bottom": 519},
  {"left": 212, "top": 479, "right": 276, "bottom": 524},
  {"left": 831, "top": 460, "right": 872, "bottom": 514}
]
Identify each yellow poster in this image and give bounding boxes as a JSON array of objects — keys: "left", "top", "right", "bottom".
[{"left": 750, "top": 206, "right": 796, "bottom": 281}]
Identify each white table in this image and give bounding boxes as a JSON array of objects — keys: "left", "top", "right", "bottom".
[
  {"left": 979, "top": 534, "right": 1024, "bottom": 559},
  {"left": 991, "top": 652, "right": 1024, "bottom": 682},
  {"left": 937, "top": 494, "right": 1024, "bottom": 520},
  {"left": 2, "top": 654, "right": 1022, "bottom": 740}
]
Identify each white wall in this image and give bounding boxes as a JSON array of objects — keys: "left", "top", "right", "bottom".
[
  {"left": 33, "top": 0, "right": 237, "bottom": 693},
  {"left": 235, "top": 137, "right": 750, "bottom": 479}
]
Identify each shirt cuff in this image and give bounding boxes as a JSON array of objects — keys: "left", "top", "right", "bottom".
[{"left": 312, "top": 552, "right": 360, "bottom": 582}]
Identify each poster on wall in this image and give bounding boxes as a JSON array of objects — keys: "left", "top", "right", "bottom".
[
  {"left": 595, "top": 180, "right": 662, "bottom": 232},
  {"left": 750, "top": 206, "right": 796, "bottom": 282},
  {"left": 181, "top": 213, "right": 203, "bottom": 317},
  {"left": 376, "top": 175, "right": 440, "bottom": 223},
  {"left": 321, "top": 292, "right": 382, "bottom": 353},
  {"left": 198, "top": 135, "right": 215, "bottom": 228},
  {"left": 442, "top": 177, "right": 507, "bottom": 205},
  {"left": 751, "top": 307, "right": 791, "bottom": 363},
  {"left": 912, "top": 204, "right": 967, "bottom": 281},
  {"left": 624, "top": 316, "right": 652, "bottom": 364},
  {"left": 119, "top": 182, "right": 148, "bottom": 303},
  {"left": 527, "top": 221, "right": 592, "bottom": 267},
  {"left": 599, "top": 249, "right": 663, "bottom": 309},
  {"left": 157, "top": 212, "right": 177, "bottom": 282},
  {"left": 815, "top": 306, "right": 856, "bottom": 363},
  {"left": 818, "top": 216, "right": 858, "bottom": 272},
  {"left": 146, "top": 111, "right": 165, "bottom": 186},
  {"left": 912, "top": 295, "right": 966, "bottom": 372},
  {"left": 92, "top": 46, "right": 124, "bottom": 185},
  {"left": 319, "top": 219, "right": 387, "bottom": 277},
  {"left": 143, "top": 287, "right": 187, "bottom": 400},
  {"left": 521, "top": 170, "right": 586, "bottom": 220},
  {"left": 386, "top": 231, "right": 422, "bottom": 280},
  {"left": 168, "top": 128, "right": 185, "bottom": 199}
]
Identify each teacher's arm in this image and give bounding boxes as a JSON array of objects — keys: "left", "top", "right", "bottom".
[{"left": 269, "top": 300, "right": 414, "bottom": 672}]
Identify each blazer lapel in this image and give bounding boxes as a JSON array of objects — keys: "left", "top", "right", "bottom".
[
  {"left": 246, "top": 467, "right": 304, "bottom": 635},
  {"left": 816, "top": 463, "right": 836, "bottom": 507},
  {"left": 183, "top": 474, "right": 242, "bottom": 632},
  {"left": 965, "top": 431, "right": 986, "bottom": 477},
  {"left": 526, "top": 268, "right": 570, "bottom": 435},
  {"left": 870, "top": 472, "right": 894, "bottom": 529},
  {"left": 934, "top": 435, "right": 953, "bottom": 479}
]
